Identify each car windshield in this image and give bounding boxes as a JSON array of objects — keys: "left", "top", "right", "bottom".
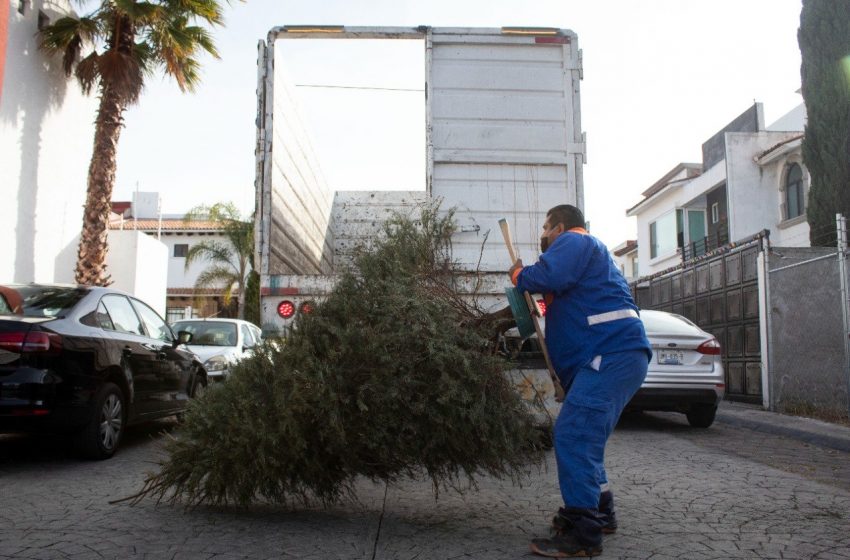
[
  {"left": 172, "top": 321, "right": 238, "bottom": 347},
  {"left": 0, "top": 285, "right": 89, "bottom": 318},
  {"left": 640, "top": 310, "right": 703, "bottom": 336}
]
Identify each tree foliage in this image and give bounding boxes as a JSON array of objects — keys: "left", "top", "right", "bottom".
[
  {"left": 129, "top": 204, "right": 543, "bottom": 507},
  {"left": 183, "top": 202, "right": 253, "bottom": 319},
  {"left": 798, "top": 0, "right": 850, "bottom": 246}
]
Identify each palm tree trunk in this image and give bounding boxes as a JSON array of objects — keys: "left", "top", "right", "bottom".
[
  {"left": 74, "top": 85, "right": 125, "bottom": 286},
  {"left": 237, "top": 285, "right": 246, "bottom": 320}
]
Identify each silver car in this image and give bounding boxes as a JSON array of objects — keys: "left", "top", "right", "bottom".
[
  {"left": 169, "top": 318, "right": 264, "bottom": 381},
  {"left": 628, "top": 309, "right": 725, "bottom": 427}
]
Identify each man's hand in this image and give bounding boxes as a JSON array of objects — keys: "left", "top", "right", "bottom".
[{"left": 508, "top": 258, "right": 523, "bottom": 279}]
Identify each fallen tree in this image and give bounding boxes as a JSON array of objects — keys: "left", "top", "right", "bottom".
[{"left": 128, "top": 203, "right": 544, "bottom": 508}]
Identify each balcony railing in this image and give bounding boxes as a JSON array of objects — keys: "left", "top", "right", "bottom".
[{"left": 682, "top": 220, "right": 729, "bottom": 262}]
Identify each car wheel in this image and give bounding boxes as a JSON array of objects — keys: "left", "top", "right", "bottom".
[
  {"left": 686, "top": 404, "right": 717, "bottom": 428},
  {"left": 75, "top": 382, "right": 125, "bottom": 460}
]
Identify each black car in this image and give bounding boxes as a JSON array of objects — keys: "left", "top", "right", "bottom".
[{"left": 0, "top": 283, "right": 207, "bottom": 459}]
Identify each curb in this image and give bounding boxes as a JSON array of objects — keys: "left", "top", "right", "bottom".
[{"left": 716, "top": 410, "right": 850, "bottom": 453}]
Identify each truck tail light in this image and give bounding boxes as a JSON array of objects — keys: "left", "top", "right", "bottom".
[
  {"left": 277, "top": 300, "right": 296, "bottom": 319},
  {"left": 697, "top": 339, "right": 721, "bottom": 355},
  {"left": 299, "top": 301, "right": 315, "bottom": 315},
  {"left": 535, "top": 299, "right": 547, "bottom": 316}
]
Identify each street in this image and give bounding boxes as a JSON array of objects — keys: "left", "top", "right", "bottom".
[{"left": 1, "top": 410, "right": 849, "bottom": 560}]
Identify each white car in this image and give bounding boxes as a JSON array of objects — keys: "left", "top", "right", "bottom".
[
  {"left": 627, "top": 309, "right": 725, "bottom": 427},
  {"left": 170, "top": 318, "right": 264, "bottom": 381},
  {"left": 502, "top": 308, "right": 725, "bottom": 430}
]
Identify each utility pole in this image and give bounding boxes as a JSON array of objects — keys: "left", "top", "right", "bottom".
[{"left": 837, "top": 214, "right": 850, "bottom": 419}]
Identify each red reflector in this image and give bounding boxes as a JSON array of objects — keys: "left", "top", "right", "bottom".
[
  {"left": 535, "top": 36, "right": 569, "bottom": 44},
  {"left": 536, "top": 299, "right": 547, "bottom": 316},
  {"left": 11, "top": 409, "right": 50, "bottom": 416},
  {"left": 277, "top": 300, "right": 296, "bottom": 319},
  {"left": 697, "top": 339, "right": 721, "bottom": 355},
  {"left": 299, "top": 301, "right": 314, "bottom": 315}
]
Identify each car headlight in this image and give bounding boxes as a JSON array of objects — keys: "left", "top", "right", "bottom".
[{"left": 204, "top": 356, "right": 229, "bottom": 372}]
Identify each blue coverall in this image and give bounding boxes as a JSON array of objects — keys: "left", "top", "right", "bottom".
[{"left": 514, "top": 228, "right": 651, "bottom": 510}]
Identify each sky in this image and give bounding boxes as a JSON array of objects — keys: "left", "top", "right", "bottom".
[{"left": 111, "top": 0, "right": 805, "bottom": 250}]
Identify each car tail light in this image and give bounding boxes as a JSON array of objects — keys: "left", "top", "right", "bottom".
[
  {"left": 697, "top": 338, "right": 721, "bottom": 355},
  {"left": 0, "top": 331, "right": 62, "bottom": 354},
  {"left": 277, "top": 300, "right": 296, "bottom": 319}
]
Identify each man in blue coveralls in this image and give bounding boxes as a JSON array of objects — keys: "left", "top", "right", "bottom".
[{"left": 509, "top": 204, "right": 651, "bottom": 558}]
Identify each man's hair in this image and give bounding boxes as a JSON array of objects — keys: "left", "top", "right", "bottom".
[{"left": 547, "top": 204, "right": 585, "bottom": 231}]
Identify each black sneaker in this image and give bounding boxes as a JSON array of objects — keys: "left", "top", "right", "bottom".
[
  {"left": 598, "top": 491, "right": 618, "bottom": 534},
  {"left": 530, "top": 534, "right": 603, "bottom": 558},
  {"left": 552, "top": 507, "right": 616, "bottom": 536}
]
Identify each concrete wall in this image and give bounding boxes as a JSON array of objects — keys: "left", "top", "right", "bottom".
[
  {"left": 0, "top": 0, "right": 97, "bottom": 284},
  {"left": 767, "top": 247, "right": 848, "bottom": 417},
  {"left": 160, "top": 232, "right": 230, "bottom": 288},
  {"left": 701, "top": 103, "right": 763, "bottom": 170},
  {"left": 106, "top": 230, "right": 168, "bottom": 316}
]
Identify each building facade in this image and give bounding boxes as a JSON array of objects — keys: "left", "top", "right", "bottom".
[
  {"left": 627, "top": 102, "right": 810, "bottom": 277},
  {"left": 1, "top": 0, "right": 97, "bottom": 284},
  {"left": 109, "top": 192, "right": 236, "bottom": 322}
]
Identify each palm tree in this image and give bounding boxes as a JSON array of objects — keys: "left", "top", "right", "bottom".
[
  {"left": 183, "top": 202, "right": 252, "bottom": 319},
  {"left": 39, "top": 0, "right": 230, "bottom": 286}
]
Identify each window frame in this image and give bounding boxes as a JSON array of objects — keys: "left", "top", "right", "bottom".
[
  {"left": 784, "top": 162, "right": 805, "bottom": 220},
  {"left": 130, "top": 298, "right": 175, "bottom": 343},
  {"left": 173, "top": 244, "right": 189, "bottom": 258}
]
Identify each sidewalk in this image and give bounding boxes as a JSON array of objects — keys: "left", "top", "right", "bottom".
[{"left": 717, "top": 400, "right": 850, "bottom": 453}]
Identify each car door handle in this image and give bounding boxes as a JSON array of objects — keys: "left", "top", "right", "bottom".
[{"left": 122, "top": 346, "right": 133, "bottom": 357}]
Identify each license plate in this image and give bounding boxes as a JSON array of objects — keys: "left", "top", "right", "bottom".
[{"left": 657, "top": 350, "right": 684, "bottom": 365}]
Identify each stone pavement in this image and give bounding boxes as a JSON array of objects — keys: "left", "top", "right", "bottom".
[{"left": 1, "top": 405, "right": 849, "bottom": 560}]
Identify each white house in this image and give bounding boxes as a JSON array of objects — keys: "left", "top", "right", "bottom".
[
  {"left": 109, "top": 192, "right": 234, "bottom": 322},
  {"left": 610, "top": 240, "right": 638, "bottom": 283},
  {"left": 626, "top": 102, "right": 810, "bottom": 277},
  {"left": 1, "top": 0, "right": 97, "bottom": 284}
]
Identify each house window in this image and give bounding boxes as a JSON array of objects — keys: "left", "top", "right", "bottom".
[
  {"left": 650, "top": 211, "right": 679, "bottom": 259},
  {"left": 711, "top": 203, "right": 719, "bottom": 224},
  {"left": 166, "top": 307, "right": 186, "bottom": 323},
  {"left": 173, "top": 244, "right": 188, "bottom": 258},
  {"left": 785, "top": 163, "right": 805, "bottom": 220},
  {"left": 632, "top": 258, "right": 639, "bottom": 278}
]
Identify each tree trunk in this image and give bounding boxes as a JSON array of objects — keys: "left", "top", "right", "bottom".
[
  {"left": 237, "top": 283, "right": 246, "bottom": 320},
  {"left": 74, "top": 85, "right": 126, "bottom": 285}
]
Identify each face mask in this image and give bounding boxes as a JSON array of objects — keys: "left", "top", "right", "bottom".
[{"left": 540, "top": 236, "right": 550, "bottom": 253}]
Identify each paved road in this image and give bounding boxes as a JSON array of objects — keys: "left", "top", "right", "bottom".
[{"left": 1, "top": 411, "right": 849, "bottom": 560}]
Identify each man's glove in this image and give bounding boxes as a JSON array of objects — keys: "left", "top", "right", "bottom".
[{"left": 508, "top": 259, "right": 523, "bottom": 284}]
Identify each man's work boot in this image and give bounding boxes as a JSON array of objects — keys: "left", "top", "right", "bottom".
[
  {"left": 551, "top": 491, "right": 617, "bottom": 536},
  {"left": 532, "top": 507, "right": 603, "bottom": 558},
  {"left": 598, "top": 490, "right": 617, "bottom": 534}
]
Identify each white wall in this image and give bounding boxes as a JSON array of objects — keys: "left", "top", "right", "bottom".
[
  {"left": 0, "top": 0, "right": 97, "bottom": 284},
  {"left": 161, "top": 232, "right": 230, "bottom": 288},
  {"left": 106, "top": 230, "right": 168, "bottom": 315},
  {"left": 725, "top": 131, "right": 808, "bottom": 243}
]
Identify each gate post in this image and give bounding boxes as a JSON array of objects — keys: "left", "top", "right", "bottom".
[
  {"left": 837, "top": 214, "right": 850, "bottom": 419},
  {"left": 757, "top": 234, "right": 772, "bottom": 410}
]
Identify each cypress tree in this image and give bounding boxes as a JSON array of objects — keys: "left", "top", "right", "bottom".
[{"left": 798, "top": 0, "right": 850, "bottom": 246}]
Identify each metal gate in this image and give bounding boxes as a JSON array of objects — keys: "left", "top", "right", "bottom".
[{"left": 632, "top": 233, "right": 768, "bottom": 404}]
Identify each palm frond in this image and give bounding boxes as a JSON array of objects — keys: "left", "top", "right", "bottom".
[
  {"left": 185, "top": 241, "right": 236, "bottom": 271},
  {"left": 75, "top": 52, "right": 101, "bottom": 94},
  {"left": 98, "top": 49, "right": 145, "bottom": 103},
  {"left": 194, "top": 266, "right": 239, "bottom": 290},
  {"left": 164, "top": 0, "right": 225, "bottom": 26},
  {"left": 39, "top": 16, "right": 101, "bottom": 76}
]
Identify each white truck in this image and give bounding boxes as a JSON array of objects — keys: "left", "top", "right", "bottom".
[{"left": 254, "top": 25, "right": 585, "bottom": 337}]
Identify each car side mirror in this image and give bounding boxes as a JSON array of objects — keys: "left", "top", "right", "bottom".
[{"left": 174, "top": 330, "right": 193, "bottom": 347}]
